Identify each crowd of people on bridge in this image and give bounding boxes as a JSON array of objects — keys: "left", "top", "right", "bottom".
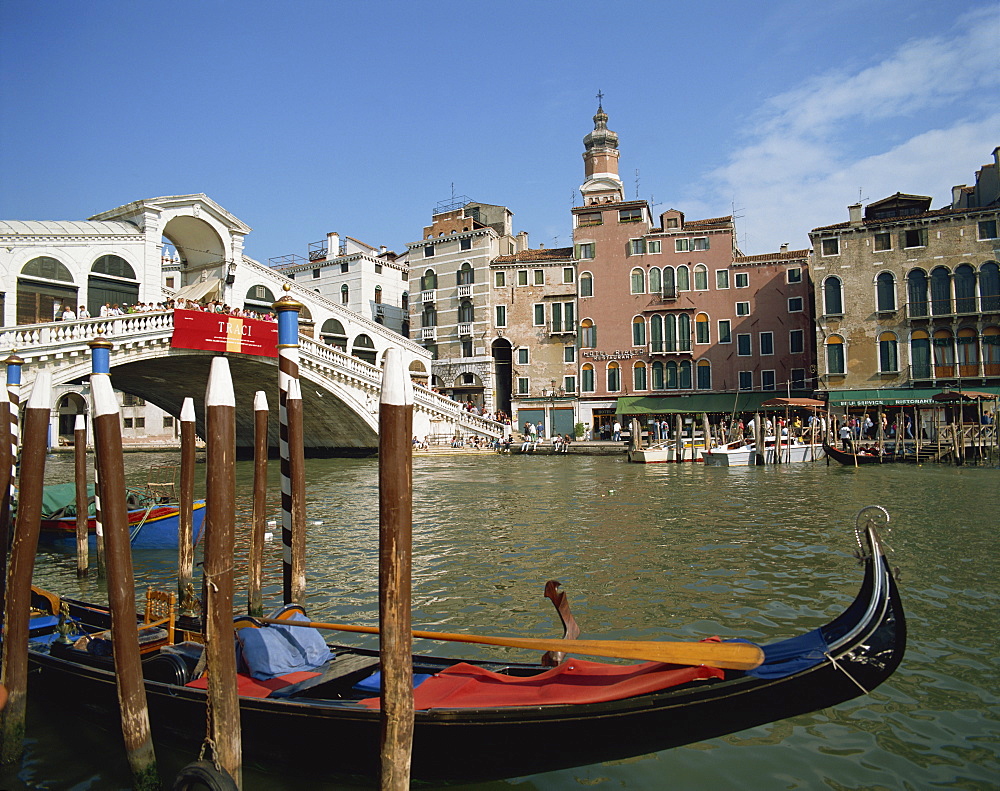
[{"left": 54, "top": 298, "right": 278, "bottom": 322}]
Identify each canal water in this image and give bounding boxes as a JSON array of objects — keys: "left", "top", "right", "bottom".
[{"left": 3, "top": 452, "right": 998, "bottom": 790}]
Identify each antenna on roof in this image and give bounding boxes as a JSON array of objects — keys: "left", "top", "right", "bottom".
[{"left": 635, "top": 169, "right": 640, "bottom": 200}]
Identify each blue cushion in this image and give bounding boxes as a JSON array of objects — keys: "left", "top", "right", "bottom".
[
  {"left": 269, "top": 612, "right": 331, "bottom": 668},
  {"left": 353, "top": 671, "right": 433, "bottom": 693},
  {"left": 237, "top": 626, "right": 313, "bottom": 680}
]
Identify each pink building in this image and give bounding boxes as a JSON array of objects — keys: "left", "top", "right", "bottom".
[{"left": 572, "top": 105, "right": 816, "bottom": 434}]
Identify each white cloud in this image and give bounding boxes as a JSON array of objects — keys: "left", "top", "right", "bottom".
[{"left": 699, "top": 8, "right": 1000, "bottom": 254}]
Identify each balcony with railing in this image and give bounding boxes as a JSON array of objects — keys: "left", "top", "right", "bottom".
[
  {"left": 648, "top": 340, "right": 692, "bottom": 355},
  {"left": 420, "top": 327, "right": 437, "bottom": 341},
  {"left": 458, "top": 323, "right": 473, "bottom": 336},
  {"left": 906, "top": 295, "right": 1000, "bottom": 320},
  {"left": 420, "top": 289, "right": 436, "bottom": 303},
  {"left": 457, "top": 284, "right": 472, "bottom": 298}
]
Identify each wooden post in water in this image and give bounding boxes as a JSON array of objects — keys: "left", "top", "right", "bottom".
[
  {"left": 0, "top": 383, "right": 13, "bottom": 614},
  {"left": 754, "top": 413, "right": 764, "bottom": 465},
  {"left": 0, "top": 370, "right": 50, "bottom": 766},
  {"left": 286, "top": 377, "right": 306, "bottom": 605},
  {"left": 74, "top": 414, "right": 89, "bottom": 576},
  {"left": 774, "top": 412, "right": 782, "bottom": 464},
  {"left": 88, "top": 337, "right": 112, "bottom": 577},
  {"left": 378, "top": 348, "right": 415, "bottom": 790},
  {"left": 178, "top": 397, "right": 196, "bottom": 611},
  {"left": 674, "top": 414, "right": 683, "bottom": 462},
  {"left": 273, "top": 288, "right": 306, "bottom": 604},
  {"left": 90, "top": 373, "right": 159, "bottom": 788},
  {"left": 248, "top": 390, "right": 269, "bottom": 617},
  {"left": 203, "top": 357, "right": 242, "bottom": 787}
]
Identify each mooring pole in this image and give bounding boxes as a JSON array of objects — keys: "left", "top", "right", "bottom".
[
  {"left": 88, "top": 337, "right": 112, "bottom": 578},
  {"left": 273, "top": 288, "right": 305, "bottom": 604},
  {"left": 74, "top": 414, "right": 89, "bottom": 577},
  {"left": 178, "top": 397, "right": 196, "bottom": 612},
  {"left": 0, "top": 383, "right": 13, "bottom": 613},
  {"left": 203, "top": 357, "right": 242, "bottom": 787},
  {"left": 248, "top": 390, "right": 268, "bottom": 617},
  {"left": 378, "top": 348, "right": 415, "bottom": 790},
  {"left": 0, "top": 370, "right": 50, "bottom": 766},
  {"left": 91, "top": 373, "right": 159, "bottom": 789}
]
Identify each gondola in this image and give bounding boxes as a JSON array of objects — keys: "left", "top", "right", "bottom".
[
  {"left": 25, "top": 514, "right": 904, "bottom": 785},
  {"left": 823, "top": 441, "right": 905, "bottom": 466}
]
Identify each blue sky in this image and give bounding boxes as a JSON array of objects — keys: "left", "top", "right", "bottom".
[{"left": 1, "top": 1, "right": 997, "bottom": 260}]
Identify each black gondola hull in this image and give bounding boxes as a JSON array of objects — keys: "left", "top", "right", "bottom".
[{"left": 26, "top": 529, "right": 904, "bottom": 784}]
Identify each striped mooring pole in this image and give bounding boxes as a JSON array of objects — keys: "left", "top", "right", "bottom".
[{"left": 273, "top": 288, "right": 306, "bottom": 604}]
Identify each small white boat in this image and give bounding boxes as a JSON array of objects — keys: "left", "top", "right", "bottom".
[
  {"left": 628, "top": 442, "right": 705, "bottom": 463},
  {"left": 702, "top": 436, "right": 825, "bottom": 467}
]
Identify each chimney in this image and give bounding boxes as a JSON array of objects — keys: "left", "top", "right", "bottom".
[
  {"left": 951, "top": 185, "right": 966, "bottom": 208},
  {"left": 779, "top": 243, "right": 789, "bottom": 253},
  {"left": 326, "top": 232, "right": 340, "bottom": 258},
  {"left": 516, "top": 230, "right": 529, "bottom": 252},
  {"left": 848, "top": 203, "right": 863, "bottom": 227}
]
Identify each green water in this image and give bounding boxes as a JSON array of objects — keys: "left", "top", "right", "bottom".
[{"left": 4, "top": 453, "right": 998, "bottom": 790}]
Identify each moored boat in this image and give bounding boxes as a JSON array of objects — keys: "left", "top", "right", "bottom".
[
  {"left": 627, "top": 441, "right": 706, "bottom": 463},
  {"left": 25, "top": 514, "right": 904, "bottom": 785},
  {"left": 34, "top": 483, "right": 206, "bottom": 550},
  {"left": 703, "top": 436, "right": 825, "bottom": 466},
  {"left": 822, "top": 441, "right": 905, "bottom": 466}
]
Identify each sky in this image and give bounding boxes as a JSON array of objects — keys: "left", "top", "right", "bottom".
[{"left": 1, "top": 1, "right": 997, "bottom": 261}]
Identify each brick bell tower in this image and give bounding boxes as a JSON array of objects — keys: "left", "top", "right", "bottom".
[{"left": 580, "top": 93, "right": 625, "bottom": 205}]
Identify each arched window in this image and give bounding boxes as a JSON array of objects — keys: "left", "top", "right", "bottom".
[
  {"left": 421, "top": 304, "right": 437, "bottom": 327},
  {"left": 648, "top": 267, "right": 661, "bottom": 294},
  {"left": 607, "top": 362, "right": 621, "bottom": 392},
  {"left": 580, "top": 318, "right": 596, "bottom": 348},
  {"left": 401, "top": 292, "right": 409, "bottom": 310},
  {"left": 458, "top": 300, "right": 474, "bottom": 323},
  {"left": 320, "top": 318, "right": 347, "bottom": 350},
  {"left": 910, "top": 330, "right": 931, "bottom": 379},
  {"left": 678, "top": 313, "right": 691, "bottom": 352},
  {"left": 664, "top": 314, "right": 677, "bottom": 352},
  {"left": 581, "top": 363, "right": 595, "bottom": 392},
  {"left": 666, "top": 360, "right": 678, "bottom": 389},
  {"left": 341, "top": 284, "right": 349, "bottom": 304},
  {"left": 633, "top": 361, "right": 647, "bottom": 391},
  {"left": 930, "top": 267, "right": 951, "bottom": 315},
  {"left": 823, "top": 276, "right": 843, "bottom": 315},
  {"left": 932, "top": 329, "right": 954, "bottom": 376},
  {"left": 457, "top": 262, "right": 474, "bottom": 285},
  {"left": 954, "top": 264, "right": 976, "bottom": 314},
  {"left": 352, "top": 333, "right": 377, "bottom": 364},
  {"left": 878, "top": 332, "right": 898, "bottom": 373},
  {"left": 907, "top": 269, "right": 928, "bottom": 317},
  {"left": 695, "top": 312, "right": 710, "bottom": 344},
  {"left": 632, "top": 316, "right": 646, "bottom": 346},
  {"left": 650, "top": 314, "right": 663, "bottom": 352},
  {"left": 22, "top": 256, "right": 74, "bottom": 282},
  {"left": 957, "top": 327, "right": 979, "bottom": 376},
  {"left": 676, "top": 265, "right": 690, "bottom": 291},
  {"left": 981, "top": 262, "right": 1000, "bottom": 312},
  {"left": 580, "top": 272, "right": 593, "bottom": 298},
  {"left": 876, "top": 272, "right": 896, "bottom": 312},
  {"left": 679, "top": 360, "right": 692, "bottom": 389},
  {"left": 92, "top": 254, "right": 136, "bottom": 279},
  {"left": 694, "top": 264, "right": 708, "bottom": 291},
  {"left": 374, "top": 285, "right": 382, "bottom": 304},
  {"left": 662, "top": 266, "right": 676, "bottom": 297},
  {"left": 421, "top": 269, "right": 437, "bottom": 290},
  {"left": 630, "top": 268, "right": 645, "bottom": 294},
  {"left": 826, "top": 335, "right": 845, "bottom": 375},
  {"left": 983, "top": 326, "right": 1000, "bottom": 376},
  {"left": 652, "top": 360, "right": 664, "bottom": 390},
  {"left": 696, "top": 360, "right": 711, "bottom": 389}
]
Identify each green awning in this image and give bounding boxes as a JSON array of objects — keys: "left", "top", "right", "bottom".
[
  {"left": 615, "top": 392, "right": 814, "bottom": 415},
  {"left": 826, "top": 387, "right": 1000, "bottom": 408}
]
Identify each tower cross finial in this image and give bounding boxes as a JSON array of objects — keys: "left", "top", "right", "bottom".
[{"left": 596, "top": 89, "right": 604, "bottom": 108}]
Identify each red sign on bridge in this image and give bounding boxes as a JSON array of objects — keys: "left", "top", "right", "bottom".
[{"left": 170, "top": 309, "right": 278, "bottom": 357}]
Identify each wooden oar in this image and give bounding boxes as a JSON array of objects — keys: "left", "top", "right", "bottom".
[{"left": 257, "top": 617, "right": 765, "bottom": 670}]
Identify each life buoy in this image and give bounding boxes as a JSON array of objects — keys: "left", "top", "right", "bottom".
[{"left": 172, "top": 760, "right": 238, "bottom": 791}]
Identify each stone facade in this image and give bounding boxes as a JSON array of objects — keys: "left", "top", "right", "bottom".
[{"left": 809, "top": 148, "right": 1000, "bottom": 398}]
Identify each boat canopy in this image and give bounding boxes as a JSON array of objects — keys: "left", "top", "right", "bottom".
[
  {"left": 760, "top": 397, "right": 826, "bottom": 410},
  {"left": 40, "top": 483, "right": 96, "bottom": 519}
]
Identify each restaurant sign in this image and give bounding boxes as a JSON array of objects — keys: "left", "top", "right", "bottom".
[
  {"left": 582, "top": 350, "right": 638, "bottom": 361},
  {"left": 171, "top": 309, "right": 278, "bottom": 357}
]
